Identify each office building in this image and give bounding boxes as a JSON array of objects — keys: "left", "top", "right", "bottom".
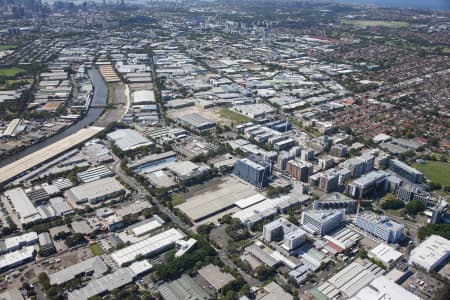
[
  {"left": 395, "top": 184, "right": 430, "bottom": 205},
  {"left": 313, "top": 192, "right": 356, "bottom": 213},
  {"left": 38, "top": 232, "right": 56, "bottom": 256},
  {"left": 286, "top": 159, "right": 313, "bottom": 182},
  {"left": 330, "top": 144, "right": 347, "bottom": 157},
  {"left": 301, "top": 148, "right": 314, "bottom": 161},
  {"left": 263, "top": 218, "right": 307, "bottom": 251},
  {"left": 388, "top": 159, "right": 423, "bottom": 183},
  {"left": 355, "top": 212, "right": 404, "bottom": 242},
  {"left": 277, "top": 151, "right": 294, "bottom": 170},
  {"left": 301, "top": 209, "right": 345, "bottom": 235},
  {"left": 347, "top": 171, "right": 389, "bottom": 199},
  {"left": 234, "top": 157, "right": 272, "bottom": 187},
  {"left": 408, "top": 235, "right": 450, "bottom": 272},
  {"left": 319, "top": 170, "right": 339, "bottom": 193}
]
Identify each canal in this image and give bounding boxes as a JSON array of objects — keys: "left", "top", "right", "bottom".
[{"left": 0, "top": 69, "right": 107, "bottom": 167}]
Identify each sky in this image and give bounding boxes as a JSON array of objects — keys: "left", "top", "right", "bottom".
[{"left": 338, "top": 0, "right": 450, "bottom": 10}]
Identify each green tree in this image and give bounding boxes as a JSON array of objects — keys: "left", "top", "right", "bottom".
[{"left": 405, "top": 199, "right": 425, "bottom": 216}]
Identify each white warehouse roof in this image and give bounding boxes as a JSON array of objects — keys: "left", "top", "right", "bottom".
[
  {"left": 107, "top": 129, "right": 153, "bottom": 151},
  {"left": 132, "top": 90, "right": 155, "bottom": 104},
  {"left": 111, "top": 228, "right": 184, "bottom": 266},
  {"left": 409, "top": 235, "right": 450, "bottom": 272}
]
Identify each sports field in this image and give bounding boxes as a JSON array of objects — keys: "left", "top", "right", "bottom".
[
  {"left": 413, "top": 161, "right": 450, "bottom": 187},
  {"left": 0, "top": 67, "right": 26, "bottom": 77},
  {"left": 342, "top": 19, "right": 409, "bottom": 28}
]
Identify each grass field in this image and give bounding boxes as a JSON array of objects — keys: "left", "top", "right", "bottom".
[
  {"left": 342, "top": 19, "right": 409, "bottom": 28},
  {"left": 171, "top": 193, "right": 186, "bottom": 206},
  {"left": 0, "top": 45, "right": 17, "bottom": 50},
  {"left": 413, "top": 161, "right": 450, "bottom": 187},
  {"left": 0, "top": 78, "right": 32, "bottom": 90},
  {"left": 0, "top": 67, "right": 26, "bottom": 77},
  {"left": 219, "top": 109, "right": 252, "bottom": 125},
  {"left": 89, "top": 243, "right": 104, "bottom": 256}
]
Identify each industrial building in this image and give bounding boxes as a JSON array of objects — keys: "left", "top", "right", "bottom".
[
  {"left": 234, "top": 157, "right": 272, "bottom": 187},
  {"left": 197, "top": 264, "right": 235, "bottom": 292},
  {"left": 107, "top": 129, "right": 153, "bottom": 152},
  {"left": 157, "top": 274, "right": 210, "bottom": 300},
  {"left": 177, "top": 113, "right": 216, "bottom": 132},
  {"left": 128, "top": 151, "right": 177, "bottom": 173},
  {"left": 301, "top": 209, "right": 345, "bottom": 235},
  {"left": 65, "top": 177, "right": 125, "bottom": 205},
  {"left": 408, "top": 235, "right": 450, "bottom": 272},
  {"left": 111, "top": 228, "right": 184, "bottom": 266},
  {"left": 355, "top": 212, "right": 404, "bottom": 243},
  {"left": 68, "top": 261, "right": 152, "bottom": 300},
  {"left": 315, "top": 260, "right": 384, "bottom": 299},
  {"left": 0, "top": 246, "right": 36, "bottom": 272},
  {"left": 0, "top": 232, "right": 38, "bottom": 254},
  {"left": 368, "top": 244, "right": 403, "bottom": 270},
  {"left": 234, "top": 194, "right": 309, "bottom": 227},
  {"left": 132, "top": 90, "right": 155, "bottom": 104},
  {"left": 324, "top": 227, "right": 361, "bottom": 253},
  {"left": 388, "top": 159, "right": 423, "bottom": 183},
  {"left": 49, "top": 256, "right": 108, "bottom": 286},
  {"left": 263, "top": 218, "right": 307, "bottom": 251},
  {"left": 76, "top": 165, "right": 113, "bottom": 183},
  {"left": 350, "top": 276, "right": 420, "bottom": 300},
  {"left": 3, "top": 188, "right": 41, "bottom": 225}
]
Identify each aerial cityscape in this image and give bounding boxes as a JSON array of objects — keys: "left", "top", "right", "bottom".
[{"left": 0, "top": 0, "right": 449, "bottom": 299}]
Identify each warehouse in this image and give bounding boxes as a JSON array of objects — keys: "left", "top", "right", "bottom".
[
  {"left": 198, "top": 264, "right": 235, "bottom": 292},
  {"left": 0, "top": 246, "right": 36, "bottom": 272},
  {"left": 0, "top": 232, "right": 38, "bottom": 254},
  {"left": 65, "top": 177, "right": 125, "bottom": 205},
  {"left": 132, "top": 90, "right": 155, "bottom": 104},
  {"left": 111, "top": 228, "right": 184, "bottom": 266},
  {"left": 408, "top": 235, "right": 450, "bottom": 272},
  {"left": 176, "top": 176, "right": 257, "bottom": 222},
  {"left": 128, "top": 151, "right": 177, "bottom": 174},
  {"left": 76, "top": 165, "right": 113, "bottom": 183},
  {"left": 368, "top": 244, "right": 403, "bottom": 270},
  {"left": 129, "top": 216, "right": 165, "bottom": 237},
  {"left": 351, "top": 276, "right": 420, "bottom": 300},
  {"left": 177, "top": 113, "right": 216, "bottom": 132},
  {"left": 68, "top": 261, "right": 152, "bottom": 300},
  {"left": 3, "top": 188, "right": 41, "bottom": 225},
  {"left": 324, "top": 227, "right": 361, "bottom": 253},
  {"left": 316, "top": 260, "right": 384, "bottom": 299},
  {"left": 49, "top": 256, "right": 108, "bottom": 286},
  {"left": 38, "top": 232, "right": 56, "bottom": 256},
  {"left": 157, "top": 274, "right": 209, "bottom": 300},
  {"left": 107, "top": 129, "right": 153, "bottom": 152}
]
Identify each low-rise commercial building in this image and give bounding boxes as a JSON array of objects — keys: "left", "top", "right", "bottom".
[{"left": 368, "top": 244, "right": 403, "bottom": 270}]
